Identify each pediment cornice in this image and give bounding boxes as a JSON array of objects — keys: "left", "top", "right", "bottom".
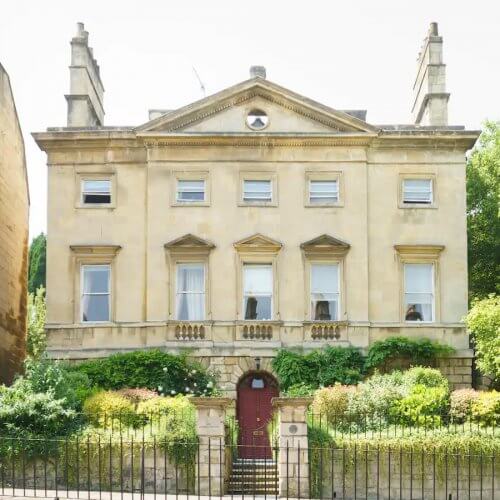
[
  {"left": 301, "top": 234, "right": 350, "bottom": 257},
  {"left": 136, "top": 78, "right": 380, "bottom": 134},
  {"left": 165, "top": 234, "right": 215, "bottom": 255},
  {"left": 234, "top": 233, "right": 283, "bottom": 254}
]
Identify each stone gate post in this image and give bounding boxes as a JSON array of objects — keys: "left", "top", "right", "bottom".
[
  {"left": 191, "top": 397, "right": 233, "bottom": 496},
  {"left": 272, "top": 397, "right": 313, "bottom": 498}
]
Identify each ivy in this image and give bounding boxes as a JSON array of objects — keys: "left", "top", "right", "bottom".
[{"left": 364, "top": 336, "right": 454, "bottom": 372}]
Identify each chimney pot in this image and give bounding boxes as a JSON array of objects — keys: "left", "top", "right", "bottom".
[
  {"left": 250, "top": 65, "right": 266, "bottom": 79},
  {"left": 429, "top": 22, "right": 439, "bottom": 36}
]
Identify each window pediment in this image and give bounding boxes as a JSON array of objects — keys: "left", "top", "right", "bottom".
[
  {"left": 164, "top": 234, "right": 215, "bottom": 256},
  {"left": 394, "top": 244, "right": 444, "bottom": 260},
  {"left": 233, "top": 233, "right": 282, "bottom": 254},
  {"left": 300, "top": 234, "right": 350, "bottom": 257},
  {"left": 70, "top": 245, "right": 121, "bottom": 258}
]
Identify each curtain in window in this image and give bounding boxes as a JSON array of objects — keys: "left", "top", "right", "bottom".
[
  {"left": 311, "top": 263, "right": 339, "bottom": 320},
  {"left": 82, "top": 265, "right": 110, "bottom": 322},
  {"left": 243, "top": 265, "right": 272, "bottom": 320},
  {"left": 176, "top": 264, "right": 205, "bottom": 320},
  {"left": 404, "top": 263, "right": 433, "bottom": 321}
]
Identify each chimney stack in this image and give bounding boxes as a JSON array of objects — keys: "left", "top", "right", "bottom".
[
  {"left": 411, "top": 22, "right": 449, "bottom": 126},
  {"left": 250, "top": 65, "right": 266, "bottom": 79},
  {"left": 66, "top": 22, "right": 105, "bottom": 127}
]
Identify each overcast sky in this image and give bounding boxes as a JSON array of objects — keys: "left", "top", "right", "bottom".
[{"left": 1, "top": 0, "right": 499, "bottom": 240}]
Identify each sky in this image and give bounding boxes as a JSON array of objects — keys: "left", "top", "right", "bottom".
[{"left": 1, "top": 0, "right": 499, "bottom": 240}]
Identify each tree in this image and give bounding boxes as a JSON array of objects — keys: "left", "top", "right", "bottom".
[
  {"left": 466, "top": 121, "right": 500, "bottom": 301},
  {"left": 464, "top": 295, "right": 500, "bottom": 385},
  {"left": 28, "top": 233, "right": 46, "bottom": 294},
  {"left": 26, "top": 287, "right": 46, "bottom": 359}
]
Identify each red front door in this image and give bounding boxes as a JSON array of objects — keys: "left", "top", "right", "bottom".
[{"left": 237, "top": 373, "right": 279, "bottom": 459}]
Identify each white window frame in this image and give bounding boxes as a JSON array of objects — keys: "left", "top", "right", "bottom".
[
  {"left": 243, "top": 179, "right": 272, "bottom": 203},
  {"left": 310, "top": 263, "right": 340, "bottom": 321},
  {"left": 175, "top": 262, "right": 206, "bottom": 321},
  {"left": 304, "top": 171, "right": 343, "bottom": 207},
  {"left": 176, "top": 180, "right": 206, "bottom": 203},
  {"left": 76, "top": 173, "right": 116, "bottom": 209},
  {"left": 309, "top": 179, "right": 339, "bottom": 205},
  {"left": 80, "top": 264, "right": 111, "bottom": 323},
  {"left": 403, "top": 263, "right": 435, "bottom": 323},
  {"left": 242, "top": 263, "right": 273, "bottom": 321},
  {"left": 402, "top": 179, "right": 433, "bottom": 204},
  {"left": 399, "top": 174, "right": 437, "bottom": 209}
]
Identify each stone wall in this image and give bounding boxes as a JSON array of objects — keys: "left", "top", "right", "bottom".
[
  {"left": 0, "top": 63, "right": 29, "bottom": 385},
  {"left": 436, "top": 356, "right": 473, "bottom": 389}
]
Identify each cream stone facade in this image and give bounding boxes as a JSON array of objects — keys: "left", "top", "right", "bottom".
[
  {"left": 34, "top": 23, "right": 479, "bottom": 395},
  {"left": 0, "top": 63, "right": 29, "bottom": 385}
]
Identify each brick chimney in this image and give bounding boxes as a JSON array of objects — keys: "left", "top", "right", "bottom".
[
  {"left": 65, "top": 22, "right": 104, "bottom": 127},
  {"left": 411, "top": 22, "right": 449, "bottom": 126}
]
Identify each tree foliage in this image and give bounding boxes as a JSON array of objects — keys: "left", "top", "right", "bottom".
[
  {"left": 26, "top": 286, "right": 46, "bottom": 359},
  {"left": 464, "top": 294, "right": 500, "bottom": 383},
  {"left": 466, "top": 121, "right": 500, "bottom": 300},
  {"left": 28, "top": 233, "right": 46, "bottom": 294}
]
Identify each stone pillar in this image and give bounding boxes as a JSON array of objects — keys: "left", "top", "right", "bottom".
[
  {"left": 273, "top": 397, "right": 313, "bottom": 498},
  {"left": 191, "top": 397, "right": 232, "bottom": 496}
]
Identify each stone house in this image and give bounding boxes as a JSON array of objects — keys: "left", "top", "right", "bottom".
[
  {"left": 34, "top": 22, "right": 478, "bottom": 449},
  {"left": 0, "top": 63, "right": 29, "bottom": 385}
]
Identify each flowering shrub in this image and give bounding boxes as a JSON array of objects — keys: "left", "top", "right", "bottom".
[
  {"left": 312, "top": 385, "right": 355, "bottom": 422},
  {"left": 71, "top": 350, "right": 219, "bottom": 396},
  {"left": 450, "top": 389, "right": 480, "bottom": 422},
  {"left": 117, "top": 387, "right": 158, "bottom": 404},
  {"left": 471, "top": 390, "right": 500, "bottom": 426},
  {"left": 83, "top": 391, "right": 137, "bottom": 427}
]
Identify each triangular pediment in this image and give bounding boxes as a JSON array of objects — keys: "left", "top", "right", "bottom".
[
  {"left": 234, "top": 233, "right": 283, "bottom": 253},
  {"left": 137, "top": 78, "right": 379, "bottom": 135},
  {"left": 301, "top": 234, "right": 350, "bottom": 256},
  {"left": 164, "top": 234, "right": 215, "bottom": 251}
]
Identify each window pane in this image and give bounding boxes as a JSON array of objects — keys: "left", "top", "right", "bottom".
[
  {"left": 83, "top": 180, "right": 111, "bottom": 193},
  {"left": 82, "top": 294, "right": 109, "bottom": 322},
  {"left": 176, "top": 293, "right": 205, "bottom": 321},
  {"left": 177, "top": 264, "right": 204, "bottom": 293},
  {"left": 310, "top": 180, "right": 338, "bottom": 203},
  {"left": 404, "top": 264, "right": 433, "bottom": 293},
  {"left": 177, "top": 180, "right": 205, "bottom": 202},
  {"left": 403, "top": 179, "right": 432, "bottom": 203},
  {"left": 244, "top": 265, "right": 272, "bottom": 294},
  {"left": 311, "top": 296, "right": 339, "bottom": 321},
  {"left": 82, "top": 265, "right": 110, "bottom": 293},
  {"left": 244, "top": 295, "right": 272, "bottom": 320},
  {"left": 82, "top": 180, "right": 111, "bottom": 204},
  {"left": 243, "top": 180, "right": 272, "bottom": 201},
  {"left": 404, "top": 300, "right": 433, "bottom": 322},
  {"left": 311, "top": 264, "right": 339, "bottom": 294}
]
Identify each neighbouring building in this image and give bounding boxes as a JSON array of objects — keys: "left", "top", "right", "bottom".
[
  {"left": 0, "top": 63, "right": 29, "bottom": 385},
  {"left": 34, "top": 22, "right": 478, "bottom": 440}
]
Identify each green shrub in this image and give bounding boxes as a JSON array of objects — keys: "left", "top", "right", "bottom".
[
  {"left": 402, "top": 366, "right": 449, "bottom": 389},
  {"left": 71, "top": 350, "right": 219, "bottom": 396},
  {"left": 464, "top": 295, "right": 500, "bottom": 384},
  {"left": 450, "top": 389, "right": 480, "bottom": 422},
  {"left": 392, "top": 384, "right": 449, "bottom": 427},
  {"left": 283, "top": 383, "right": 315, "bottom": 397},
  {"left": 365, "top": 337, "right": 453, "bottom": 372},
  {"left": 347, "top": 371, "right": 407, "bottom": 422},
  {"left": 312, "top": 385, "right": 354, "bottom": 423},
  {"left": 0, "top": 381, "right": 78, "bottom": 457},
  {"left": 117, "top": 388, "right": 158, "bottom": 404},
  {"left": 471, "top": 390, "right": 500, "bottom": 426},
  {"left": 272, "top": 347, "right": 364, "bottom": 391},
  {"left": 83, "top": 391, "right": 137, "bottom": 427}
]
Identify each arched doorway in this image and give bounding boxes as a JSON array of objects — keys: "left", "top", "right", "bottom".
[{"left": 237, "top": 371, "right": 279, "bottom": 459}]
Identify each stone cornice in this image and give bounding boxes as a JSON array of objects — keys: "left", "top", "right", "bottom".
[
  {"left": 272, "top": 397, "right": 314, "bottom": 408},
  {"left": 70, "top": 245, "right": 122, "bottom": 257},
  {"left": 394, "top": 244, "right": 445, "bottom": 259}
]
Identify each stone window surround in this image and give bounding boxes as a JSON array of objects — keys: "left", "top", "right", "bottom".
[
  {"left": 301, "top": 235, "right": 350, "bottom": 322},
  {"left": 170, "top": 170, "right": 211, "bottom": 207},
  {"left": 74, "top": 167, "right": 116, "bottom": 209},
  {"left": 164, "top": 235, "right": 215, "bottom": 321},
  {"left": 398, "top": 172, "right": 438, "bottom": 209},
  {"left": 238, "top": 170, "right": 278, "bottom": 207},
  {"left": 70, "top": 245, "right": 121, "bottom": 324},
  {"left": 304, "top": 170, "right": 344, "bottom": 208},
  {"left": 234, "top": 234, "right": 282, "bottom": 321},
  {"left": 394, "top": 244, "right": 444, "bottom": 323}
]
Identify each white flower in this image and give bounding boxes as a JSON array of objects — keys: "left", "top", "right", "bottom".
[
  {"left": 171, "top": 390, "right": 176, "bottom": 395},
  {"left": 158, "top": 386, "right": 163, "bottom": 392},
  {"left": 163, "top": 367, "right": 168, "bottom": 372},
  {"left": 185, "top": 387, "right": 190, "bottom": 392},
  {"left": 193, "top": 382, "right": 197, "bottom": 387},
  {"left": 207, "top": 381, "right": 213, "bottom": 388}
]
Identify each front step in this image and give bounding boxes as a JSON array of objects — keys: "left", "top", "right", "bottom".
[{"left": 227, "top": 459, "right": 278, "bottom": 494}]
